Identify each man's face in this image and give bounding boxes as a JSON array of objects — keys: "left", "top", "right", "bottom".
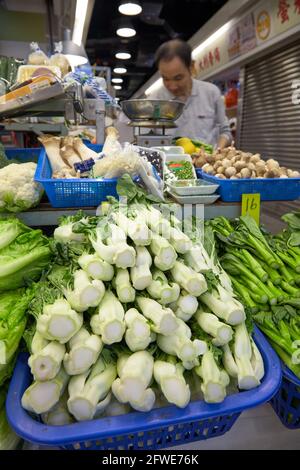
[{"left": 158, "top": 57, "right": 192, "bottom": 99}]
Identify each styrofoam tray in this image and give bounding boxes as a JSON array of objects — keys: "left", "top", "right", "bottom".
[
  {"left": 153, "top": 145, "right": 184, "bottom": 155},
  {"left": 165, "top": 153, "right": 197, "bottom": 179},
  {"left": 168, "top": 190, "right": 220, "bottom": 204},
  {"left": 168, "top": 179, "right": 219, "bottom": 196}
]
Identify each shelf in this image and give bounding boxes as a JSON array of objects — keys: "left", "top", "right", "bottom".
[
  {"left": 0, "top": 83, "right": 65, "bottom": 119},
  {"left": 2, "top": 122, "right": 68, "bottom": 134},
  {"left": 11, "top": 201, "right": 242, "bottom": 227}
]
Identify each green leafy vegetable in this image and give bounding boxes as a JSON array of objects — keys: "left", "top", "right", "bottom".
[{"left": 0, "top": 229, "right": 51, "bottom": 292}]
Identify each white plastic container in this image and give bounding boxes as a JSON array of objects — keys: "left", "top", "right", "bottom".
[
  {"left": 168, "top": 192, "right": 220, "bottom": 205},
  {"left": 153, "top": 145, "right": 184, "bottom": 155},
  {"left": 168, "top": 179, "right": 219, "bottom": 196},
  {"left": 165, "top": 153, "right": 197, "bottom": 179}
]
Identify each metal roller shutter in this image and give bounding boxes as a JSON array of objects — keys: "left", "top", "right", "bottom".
[{"left": 238, "top": 40, "right": 300, "bottom": 213}]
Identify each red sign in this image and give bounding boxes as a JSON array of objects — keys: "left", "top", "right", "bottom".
[
  {"left": 277, "top": 0, "right": 290, "bottom": 23},
  {"left": 295, "top": 0, "right": 300, "bottom": 14},
  {"left": 197, "top": 47, "right": 221, "bottom": 73},
  {"left": 203, "top": 54, "right": 209, "bottom": 69},
  {"left": 214, "top": 47, "right": 220, "bottom": 63}
]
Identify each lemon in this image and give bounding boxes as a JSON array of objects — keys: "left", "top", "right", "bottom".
[{"left": 176, "top": 137, "right": 196, "bottom": 155}]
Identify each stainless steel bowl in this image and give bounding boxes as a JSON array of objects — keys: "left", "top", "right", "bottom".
[{"left": 121, "top": 99, "right": 185, "bottom": 122}]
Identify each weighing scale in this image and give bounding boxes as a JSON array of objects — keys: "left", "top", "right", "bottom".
[{"left": 121, "top": 99, "right": 184, "bottom": 148}]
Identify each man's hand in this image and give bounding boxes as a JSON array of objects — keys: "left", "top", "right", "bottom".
[{"left": 217, "top": 135, "right": 230, "bottom": 150}]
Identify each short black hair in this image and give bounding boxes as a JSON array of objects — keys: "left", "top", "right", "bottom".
[{"left": 154, "top": 39, "right": 192, "bottom": 69}]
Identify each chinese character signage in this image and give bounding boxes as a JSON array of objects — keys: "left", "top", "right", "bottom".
[
  {"left": 195, "top": 0, "right": 300, "bottom": 79},
  {"left": 277, "top": 0, "right": 290, "bottom": 23},
  {"left": 227, "top": 25, "right": 240, "bottom": 59},
  {"left": 240, "top": 13, "right": 257, "bottom": 53},
  {"left": 197, "top": 47, "right": 222, "bottom": 74}
]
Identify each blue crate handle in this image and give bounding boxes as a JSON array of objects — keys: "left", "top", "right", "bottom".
[
  {"left": 6, "top": 327, "right": 281, "bottom": 448},
  {"left": 281, "top": 363, "right": 300, "bottom": 386}
]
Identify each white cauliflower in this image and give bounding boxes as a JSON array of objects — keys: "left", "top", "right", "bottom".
[{"left": 0, "top": 162, "right": 43, "bottom": 212}]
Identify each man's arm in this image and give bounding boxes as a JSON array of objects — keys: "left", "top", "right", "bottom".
[
  {"left": 215, "top": 95, "right": 232, "bottom": 149},
  {"left": 217, "top": 134, "right": 230, "bottom": 149}
]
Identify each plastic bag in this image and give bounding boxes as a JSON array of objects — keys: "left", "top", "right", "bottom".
[
  {"left": 102, "top": 127, "right": 122, "bottom": 155},
  {"left": 49, "top": 42, "right": 70, "bottom": 77},
  {"left": 28, "top": 42, "right": 49, "bottom": 65}
]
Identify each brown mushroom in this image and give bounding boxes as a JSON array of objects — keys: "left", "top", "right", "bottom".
[
  {"left": 266, "top": 159, "right": 280, "bottom": 169},
  {"left": 240, "top": 168, "right": 252, "bottom": 178},
  {"left": 250, "top": 153, "right": 261, "bottom": 163},
  {"left": 222, "top": 158, "right": 232, "bottom": 169},
  {"left": 248, "top": 162, "right": 256, "bottom": 172},
  {"left": 213, "top": 161, "right": 223, "bottom": 171},
  {"left": 225, "top": 166, "right": 237, "bottom": 178},
  {"left": 215, "top": 173, "right": 226, "bottom": 179},
  {"left": 234, "top": 161, "right": 246, "bottom": 172},
  {"left": 202, "top": 163, "right": 214, "bottom": 174}
]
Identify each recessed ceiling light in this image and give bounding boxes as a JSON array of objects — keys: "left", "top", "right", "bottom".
[
  {"left": 116, "top": 27, "right": 136, "bottom": 38},
  {"left": 112, "top": 78, "right": 123, "bottom": 84},
  {"left": 114, "top": 85, "right": 122, "bottom": 90},
  {"left": 118, "top": 1, "right": 142, "bottom": 16},
  {"left": 113, "top": 67, "right": 127, "bottom": 74},
  {"left": 115, "top": 52, "right": 131, "bottom": 60}
]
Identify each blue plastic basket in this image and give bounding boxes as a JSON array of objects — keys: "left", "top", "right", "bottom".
[
  {"left": 6, "top": 327, "right": 281, "bottom": 450},
  {"left": 34, "top": 145, "right": 122, "bottom": 208},
  {"left": 196, "top": 170, "right": 300, "bottom": 202},
  {"left": 270, "top": 364, "right": 300, "bottom": 429},
  {"left": 5, "top": 147, "right": 41, "bottom": 163}
]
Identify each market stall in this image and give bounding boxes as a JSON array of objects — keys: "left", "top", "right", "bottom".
[
  {"left": 0, "top": 130, "right": 299, "bottom": 450},
  {"left": 0, "top": 0, "right": 300, "bottom": 453}
]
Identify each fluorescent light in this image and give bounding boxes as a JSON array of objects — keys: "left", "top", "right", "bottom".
[
  {"left": 114, "top": 85, "right": 122, "bottom": 90},
  {"left": 112, "top": 78, "right": 123, "bottom": 83},
  {"left": 113, "top": 67, "right": 127, "bottom": 74},
  {"left": 118, "top": 1, "right": 142, "bottom": 16},
  {"left": 116, "top": 27, "right": 136, "bottom": 38},
  {"left": 115, "top": 52, "right": 131, "bottom": 60},
  {"left": 72, "top": 0, "right": 89, "bottom": 46},
  {"left": 192, "top": 21, "right": 232, "bottom": 59},
  {"left": 145, "top": 78, "right": 163, "bottom": 96}
]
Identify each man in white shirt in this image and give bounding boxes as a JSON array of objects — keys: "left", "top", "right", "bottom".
[{"left": 148, "top": 39, "right": 232, "bottom": 149}]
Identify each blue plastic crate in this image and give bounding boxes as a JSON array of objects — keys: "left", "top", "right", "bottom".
[
  {"left": 270, "top": 364, "right": 300, "bottom": 429},
  {"left": 6, "top": 327, "right": 281, "bottom": 450},
  {"left": 197, "top": 170, "right": 300, "bottom": 202},
  {"left": 34, "top": 145, "right": 122, "bottom": 208},
  {"left": 5, "top": 147, "right": 41, "bottom": 163}
]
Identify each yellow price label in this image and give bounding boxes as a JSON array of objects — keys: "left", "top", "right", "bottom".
[{"left": 241, "top": 193, "right": 261, "bottom": 225}]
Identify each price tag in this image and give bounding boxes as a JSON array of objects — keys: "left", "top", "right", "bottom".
[{"left": 241, "top": 193, "right": 260, "bottom": 225}]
